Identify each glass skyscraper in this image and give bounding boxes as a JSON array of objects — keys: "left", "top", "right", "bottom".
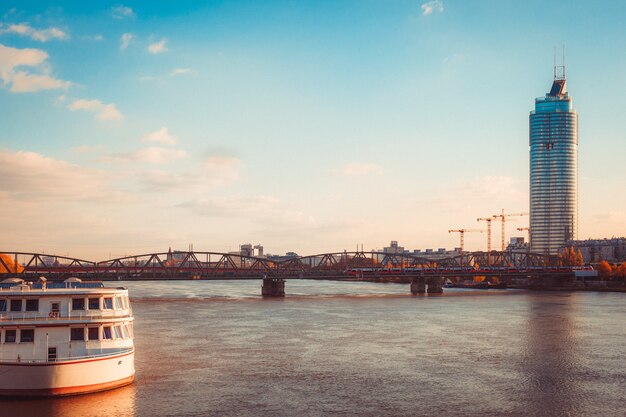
[{"left": 529, "top": 69, "right": 578, "bottom": 255}]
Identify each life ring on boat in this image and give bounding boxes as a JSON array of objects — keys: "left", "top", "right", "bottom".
[{"left": 48, "top": 311, "right": 59, "bottom": 318}]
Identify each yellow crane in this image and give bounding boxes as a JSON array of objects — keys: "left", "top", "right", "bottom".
[
  {"left": 492, "top": 209, "right": 529, "bottom": 252},
  {"left": 448, "top": 229, "right": 483, "bottom": 253},
  {"left": 477, "top": 217, "right": 494, "bottom": 265}
]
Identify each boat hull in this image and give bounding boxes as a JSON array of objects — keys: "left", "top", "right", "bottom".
[{"left": 0, "top": 350, "right": 135, "bottom": 397}]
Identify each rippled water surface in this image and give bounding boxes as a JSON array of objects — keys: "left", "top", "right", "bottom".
[{"left": 3, "top": 280, "right": 625, "bottom": 416}]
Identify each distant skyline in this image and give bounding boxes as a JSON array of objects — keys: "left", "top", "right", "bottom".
[{"left": 1, "top": 1, "right": 626, "bottom": 259}]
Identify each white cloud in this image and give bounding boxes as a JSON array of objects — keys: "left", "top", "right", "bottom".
[
  {"left": 179, "top": 195, "right": 316, "bottom": 226},
  {"left": 170, "top": 68, "right": 196, "bottom": 76},
  {"left": 9, "top": 71, "right": 72, "bottom": 92},
  {"left": 147, "top": 39, "right": 167, "bottom": 54},
  {"left": 132, "top": 147, "right": 187, "bottom": 164},
  {"left": 421, "top": 0, "right": 444, "bottom": 15},
  {"left": 0, "top": 23, "right": 69, "bottom": 42},
  {"left": 68, "top": 98, "right": 124, "bottom": 121},
  {"left": 142, "top": 127, "right": 178, "bottom": 145},
  {"left": 332, "top": 163, "right": 382, "bottom": 177},
  {"left": 120, "top": 33, "right": 133, "bottom": 50},
  {"left": 0, "top": 43, "right": 71, "bottom": 93},
  {"left": 112, "top": 5, "right": 135, "bottom": 19},
  {"left": 0, "top": 149, "right": 113, "bottom": 202},
  {"left": 139, "top": 156, "right": 242, "bottom": 191}
]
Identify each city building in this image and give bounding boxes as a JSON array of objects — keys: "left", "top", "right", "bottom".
[
  {"left": 564, "top": 238, "right": 626, "bottom": 263},
  {"left": 529, "top": 58, "right": 578, "bottom": 255},
  {"left": 383, "top": 241, "right": 404, "bottom": 254}
]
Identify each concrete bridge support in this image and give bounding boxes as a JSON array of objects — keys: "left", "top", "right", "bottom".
[
  {"left": 410, "top": 276, "right": 426, "bottom": 294},
  {"left": 427, "top": 277, "right": 443, "bottom": 294},
  {"left": 262, "top": 278, "right": 285, "bottom": 297}
]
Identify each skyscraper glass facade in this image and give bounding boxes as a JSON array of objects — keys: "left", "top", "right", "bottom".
[{"left": 529, "top": 77, "right": 578, "bottom": 255}]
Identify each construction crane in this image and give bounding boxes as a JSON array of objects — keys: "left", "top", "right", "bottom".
[
  {"left": 448, "top": 229, "right": 483, "bottom": 253},
  {"left": 477, "top": 217, "right": 494, "bottom": 265},
  {"left": 492, "top": 209, "right": 529, "bottom": 251}
]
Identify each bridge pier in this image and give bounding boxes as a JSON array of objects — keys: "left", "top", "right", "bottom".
[
  {"left": 410, "top": 276, "right": 426, "bottom": 294},
  {"left": 262, "top": 278, "right": 285, "bottom": 297},
  {"left": 427, "top": 277, "right": 443, "bottom": 294}
]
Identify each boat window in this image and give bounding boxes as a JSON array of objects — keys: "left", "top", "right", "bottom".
[
  {"left": 10, "top": 299, "right": 22, "bottom": 312},
  {"left": 88, "top": 298, "right": 100, "bottom": 310},
  {"left": 20, "top": 329, "right": 35, "bottom": 343},
  {"left": 0, "top": 299, "right": 6, "bottom": 312},
  {"left": 51, "top": 303, "right": 60, "bottom": 313},
  {"left": 72, "top": 298, "right": 85, "bottom": 310},
  {"left": 113, "top": 325, "right": 123, "bottom": 339},
  {"left": 114, "top": 297, "right": 123, "bottom": 310},
  {"left": 103, "top": 326, "right": 113, "bottom": 340},
  {"left": 124, "top": 323, "right": 133, "bottom": 338},
  {"left": 70, "top": 328, "right": 84, "bottom": 341},
  {"left": 120, "top": 325, "right": 128, "bottom": 339},
  {"left": 25, "top": 299, "right": 39, "bottom": 312},
  {"left": 5, "top": 330, "right": 16, "bottom": 343},
  {"left": 103, "top": 297, "right": 113, "bottom": 309},
  {"left": 48, "top": 347, "right": 57, "bottom": 362},
  {"left": 88, "top": 327, "right": 99, "bottom": 341}
]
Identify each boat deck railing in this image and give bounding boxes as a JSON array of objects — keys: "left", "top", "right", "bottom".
[
  {"left": 0, "top": 347, "right": 134, "bottom": 364},
  {"left": 0, "top": 309, "right": 133, "bottom": 321}
]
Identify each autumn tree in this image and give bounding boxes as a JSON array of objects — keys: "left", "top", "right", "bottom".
[
  {"left": 596, "top": 260, "right": 612, "bottom": 277},
  {"left": 559, "top": 247, "right": 584, "bottom": 266},
  {"left": 615, "top": 262, "right": 626, "bottom": 277}
]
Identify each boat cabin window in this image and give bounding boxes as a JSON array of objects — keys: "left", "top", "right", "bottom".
[
  {"left": 124, "top": 323, "right": 133, "bottom": 338},
  {"left": 10, "top": 299, "right": 22, "bottom": 312},
  {"left": 114, "top": 297, "right": 124, "bottom": 310},
  {"left": 20, "top": 329, "right": 34, "bottom": 343},
  {"left": 72, "top": 298, "right": 85, "bottom": 310},
  {"left": 103, "top": 297, "right": 113, "bottom": 309},
  {"left": 51, "top": 302, "right": 60, "bottom": 313},
  {"left": 70, "top": 328, "right": 84, "bottom": 341},
  {"left": 0, "top": 299, "right": 6, "bottom": 312},
  {"left": 25, "top": 299, "right": 39, "bottom": 312},
  {"left": 88, "top": 298, "right": 100, "bottom": 310},
  {"left": 113, "top": 325, "right": 123, "bottom": 339},
  {"left": 103, "top": 326, "right": 113, "bottom": 340},
  {"left": 48, "top": 347, "right": 57, "bottom": 362},
  {"left": 88, "top": 327, "right": 99, "bottom": 341},
  {"left": 5, "top": 330, "right": 16, "bottom": 343}
]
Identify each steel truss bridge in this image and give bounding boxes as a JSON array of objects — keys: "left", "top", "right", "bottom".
[{"left": 0, "top": 250, "right": 569, "bottom": 281}]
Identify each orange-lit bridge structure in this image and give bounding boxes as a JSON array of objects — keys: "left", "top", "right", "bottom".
[{"left": 1, "top": 249, "right": 568, "bottom": 281}]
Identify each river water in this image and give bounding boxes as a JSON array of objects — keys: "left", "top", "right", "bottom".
[{"left": 2, "top": 280, "right": 625, "bottom": 417}]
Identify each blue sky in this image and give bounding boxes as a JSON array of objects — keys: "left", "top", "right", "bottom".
[{"left": 1, "top": 1, "right": 625, "bottom": 259}]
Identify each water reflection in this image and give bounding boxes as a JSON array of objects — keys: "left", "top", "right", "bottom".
[
  {"left": 0, "top": 383, "right": 136, "bottom": 417},
  {"left": 519, "top": 293, "right": 583, "bottom": 416}
]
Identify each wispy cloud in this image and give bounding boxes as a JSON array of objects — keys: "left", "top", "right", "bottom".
[
  {"left": 332, "top": 163, "right": 382, "bottom": 177},
  {"left": 421, "top": 0, "right": 444, "bottom": 15},
  {"left": 147, "top": 39, "right": 167, "bottom": 54},
  {"left": 170, "top": 68, "right": 196, "bottom": 76},
  {"left": 0, "top": 23, "right": 69, "bottom": 42},
  {"left": 140, "top": 156, "right": 242, "bottom": 191},
  {"left": 179, "top": 195, "right": 316, "bottom": 227},
  {"left": 110, "top": 147, "right": 188, "bottom": 164},
  {"left": 112, "top": 5, "right": 135, "bottom": 19},
  {"left": 120, "top": 33, "right": 133, "bottom": 50},
  {"left": 0, "top": 149, "right": 116, "bottom": 202},
  {"left": 0, "top": 44, "right": 71, "bottom": 93},
  {"left": 68, "top": 98, "right": 124, "bottom": 121},
  {"left": 142, "top": 127, "right": 178, "bottom": 145}
]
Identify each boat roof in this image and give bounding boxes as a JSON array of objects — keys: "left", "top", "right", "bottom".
[{"left": 0, "top": 280, "right": 128, "bottom": 295}]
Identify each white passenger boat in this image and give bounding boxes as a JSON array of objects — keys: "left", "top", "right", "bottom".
[{"left": 0, "top": 277, "right": 135, "bottom": 396}]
